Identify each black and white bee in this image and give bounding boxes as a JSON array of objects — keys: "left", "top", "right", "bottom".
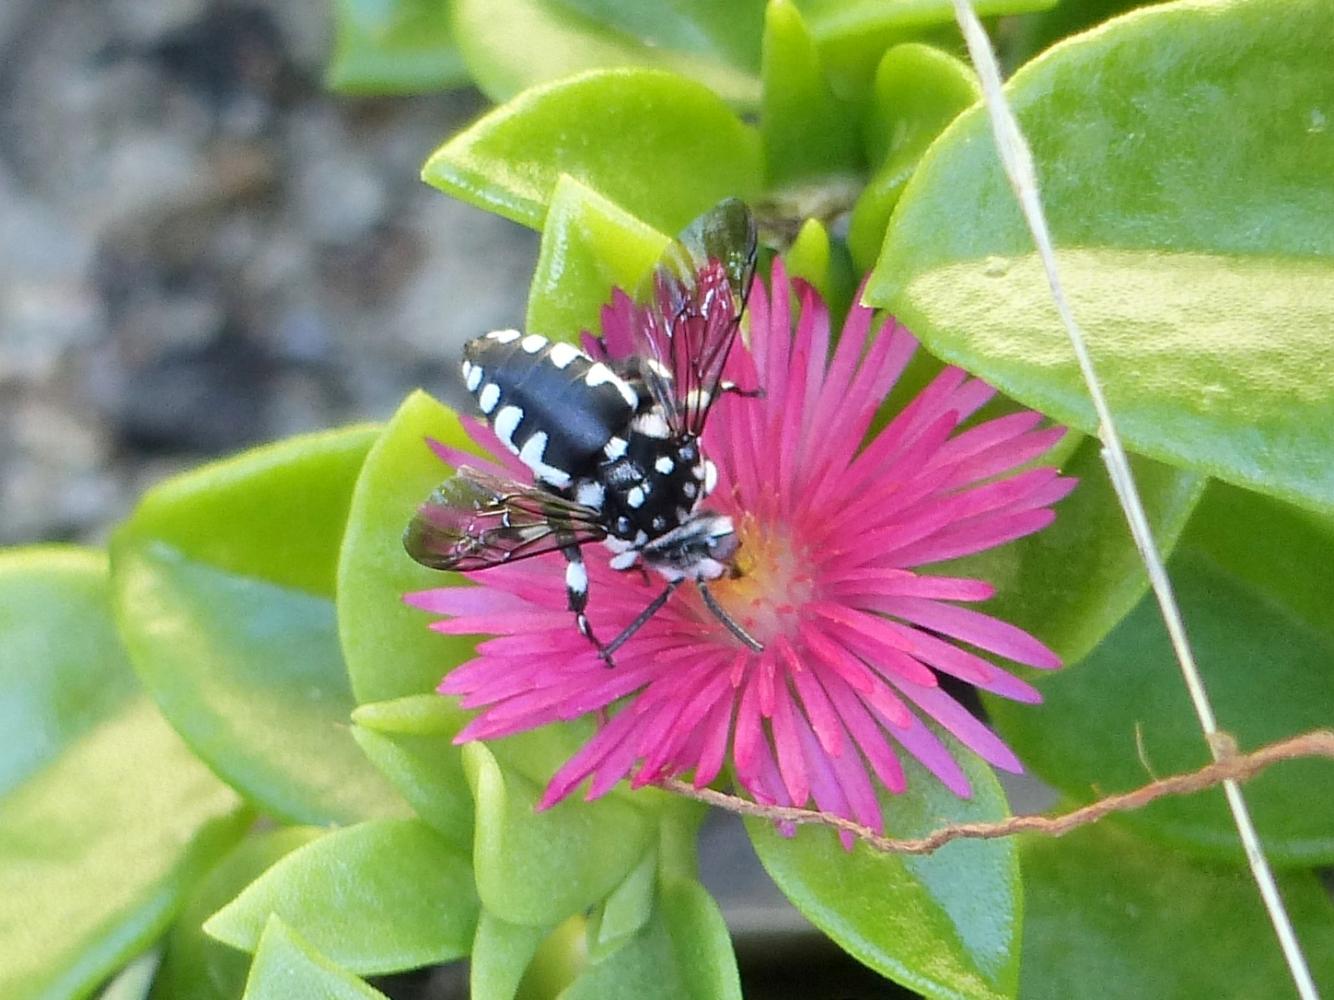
[{"left": 404, "top": 199, "right": 764, "bottom": 664}]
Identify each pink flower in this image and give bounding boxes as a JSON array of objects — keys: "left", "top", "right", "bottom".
[{"left": 407, "top": 261, "right": 1076, "bottom": 835}]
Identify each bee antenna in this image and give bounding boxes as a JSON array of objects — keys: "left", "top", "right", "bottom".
[{"left": 697, "top": 582, "right": 764, "bottom": 652}]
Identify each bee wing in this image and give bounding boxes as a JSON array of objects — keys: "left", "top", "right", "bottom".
[
  {"left": 615, "top": 199, "right": 758, "bottom": 437},
  {"left": 404, "top": 466, "right": 607, "bottom": 571}
]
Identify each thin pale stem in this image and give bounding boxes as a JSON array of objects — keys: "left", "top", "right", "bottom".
[
  {"left": 949, "top": 5, "right": 1319, "bottom": 996},
  {"left": 663, "top": 729, "right": 1334, "bottom": 855}
]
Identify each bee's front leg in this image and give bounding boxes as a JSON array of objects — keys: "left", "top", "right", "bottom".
[{"left": 563, "top": 545, "right": 615, "bottom": 668}]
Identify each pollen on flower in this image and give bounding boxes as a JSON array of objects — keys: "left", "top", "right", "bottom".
[
  {"left": 407, "top": 257, "right": 1077, "bottom": 842},
  {"left": 708, "top": 518, "right": 818, "bottom": 646}
]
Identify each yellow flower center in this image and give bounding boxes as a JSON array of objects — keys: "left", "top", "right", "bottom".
[{"left": 707, "top": 516, "right": 817, "bottom": 645}]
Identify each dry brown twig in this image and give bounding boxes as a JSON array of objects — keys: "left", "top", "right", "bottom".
[{"left": 662, "top": 729, "right": 1334, "bottom": 855}]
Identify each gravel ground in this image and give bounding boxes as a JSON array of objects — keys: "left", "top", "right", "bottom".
[{"left": 0, "top": 0, "right": 535, "bottom": 546}]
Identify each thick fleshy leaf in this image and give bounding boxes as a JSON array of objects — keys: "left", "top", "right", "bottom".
[
  {"left": 871, "top": 0, "right": 1334, "bottom": 517},
  {"left": 847, "top": 43, "right": 979, "bottom": 272},
  {"left": 1001, "top": 0, "right": 1149, "bottom": 72},
  {"left": 588, "top": 849, "right": 657, "bottom": 959},
  {"left": 421, "top": 69, "right": 764, "bottom": 233},
  {"left": 748, "top": 749, "right": 1020, "bottom": 1000},
  {"left": 526, "top": 176, "right": 670, "bottom": 343},
  {"left": 552, "top": 0, "right": 766, "bottom": 71},
  {"left": 151, "top": 828, "right": 324, "bottom": 1000},
  {"left": 987, "top": 483, "right": 1334, "bottom": 865},
  {"left": 1019, "top": 823, "right": 1334, "bottom": 997},
  {"left": 206, "top": 819, "right": 477, "bottom": 975},
  {"left": 761, "top": 0, "right": 861, "bottom": 186},
  {"left": 351, "top": 695, "right": 474, "bottom": 850},
  {"left": 338, "top": 392, "right": 492, "bottom": 703},
  {"left": 98, "top": 954, "right": 158, "bottom": 1000},
  {"left": 463, "top": 743, "right": 655, "bottom": 927},
  {"left": 242, "top": 918, "right": 389, "bottom": 1000},
  {"left": 0, "top": 548, "right": 248, "bottom": 1000},
  {"left": 453, "top": 0, "right": 759, "bottom": 108},
  {"left": 559, "top": 879, "right": 740, "bottom": 1000},
  {"left": 111, "top": 427, "right": 404, "bottom": 825},
  {"left": 328, "top": 0, "right": 469, "bottom": 94},
  {"left": 794, "top": 0, "right": 1055, "bottom": 98},
  {"left": 942, "top": 436, "right": 1205, "bottom": 666},
  {"left": 657, "top": 877, "right": 743, "bottom": 1000},
  {"left": 469, "top": 910, "right": 551, "bottom": 1000}
]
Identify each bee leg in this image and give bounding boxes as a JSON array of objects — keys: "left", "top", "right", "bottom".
[
  {"left": 719, "top": 380, "right": 764, "bottom": 399},
  {"left": 562, "top": 546, "right": 611, "bottom": 666},
  {"left": 601, "top": 579, "right": 683, "bottom": 662}
]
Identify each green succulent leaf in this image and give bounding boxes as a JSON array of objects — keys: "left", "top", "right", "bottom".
[
  {"left": 657, "top": 877, "right": 744, "bottom": 1000},
  {"left": 111, "top": 426, "right": 404, "bottom": 825},
  {"left": 338, "top": 392, "right": 490, "bottom": 704},
  {"left": 241, "top": 918, "right": 390, "bottom": 1000},
  {"left": 0, "top": 547, "right": 249, "bottom": 1000},
  {"left": 206, "top": 819, "right": 477, "bottom": 975},
  {"left": 463, "top": 743, "right": 655, "bottom": 927},
  {"left": 588, "top": 849, "right": 658, "bottom": 959},
  {"left": 469, "top": 909, "right": 552, "bottom": 1000},
  {"left": 152, "top": 827, "right": 324, "bottom": 1000},
  {"left": 558, "top": 876, "right": 739, "bottom": 1000},
  {"left": 98, "top": 954, "right": 159, "bottom": 1000},
  {"left": 351, "top": 695, "right": 475, "bottom": 850},
  {"left": 422, "top": 68, "right": 764, "bottom": 233},
  {"left": 794, "top": 0, "right": 1053, "bottom": 99},
  {"left": 551, "top": 0, "right": 767, "bottom": 71},
  {"left": 870, "top": 0, "right": 1334, "bottom": 517},
  {"left": 328, "top": 0, "right": 469, "bottom": 95},
  {"left": 761, "top": 0, "right": 861, "bottom": 186},
  {"left": 848, "top": 43, "right": 979, "bottom": 271},
  {"left": 526, "top": 176, "right": 671, "bottom": 344},
  {"left": 748, "top": 749, "right": 1020, "bottom": 1000},
  {"left": 452, "top": 0, "right": 759, "bottom": 108},
  {"left": 943, "top": 436, "right": 1206, "bottom": 667},
  {"left": 987, "top": 481, "right": 1334, "bottom": 865},
  {"left": 1019, "top": 823, "right": 1334, "bottom": 997}
]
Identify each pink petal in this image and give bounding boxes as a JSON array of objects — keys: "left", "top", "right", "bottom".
[{"left": 871, "top": 596, "right": 1061, "bottom": 668}]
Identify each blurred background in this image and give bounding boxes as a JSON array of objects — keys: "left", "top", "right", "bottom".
[{"left": 0, "top": 0, "right": 536, "bottom": 547}]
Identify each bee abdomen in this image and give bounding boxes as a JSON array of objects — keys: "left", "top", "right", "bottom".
[{"left": 462, "top": 330, "right": 640, "bottom": 488}]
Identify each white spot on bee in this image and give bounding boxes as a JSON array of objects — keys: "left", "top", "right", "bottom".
[
  {"left": 478, "top": 383, "right": 501, "bottom": 414},
  {"left": 465, "top": 364, "right": 484, "bottom": 392},
  {"left": 646, "top": 358, "right": 671, "bottom": 378},
  {"left": 493, "top": 406, "right": 523, "bottom": 448},
  {"left": 519, "top": 431, "right": 571, "bottom": 488},
  {"left": 604, "top": 436, "right": 628, "bottom": 460},
  {"left": 634, "top": 530, "right": 648, "bottom": 546},
  {"left": 585, "top": 363, "right": 638, "bottom": 408},
  {"left": 614, "top": 516, "right": 632, "bottom": 534},
  {"left": 703, "top": 460, "right": 718, "bottom": 497},
  {"left": 576, "top": 481, "right": 605, "bottom": 508},
  {"left": 564, "top": 560, "right": 588, "bottom": 596},
  {"left": 682, "top": 482, "right": 697, "bottom": 499},
  {"left": 676, "top": 507, "right": 691, "bottom": 521},
  {"left": 654, "top": 455, "right": 674, "bottom": 475},
  {"left": 521, "top": 334, "right": 547, "bottom": 353},
  {"left": 487, "top": 328, "right": 521, "bottom": 343},
  {"left": 609, "top": 550, "right": 638, "bottom": 571},
  {"left": 604, "top": 536, "right": 633, "bottom": 553},
  {"left": 691, "top": 462, "right": 705, "bottom": 480},
  {"left": 632, "top": 411, "right": 670, "bottom": 439},
  {"left": 695, "top": 558, "right": 726, "bottom": 580},
  {"left": 627, "top": 486, "right": 646, "bottom": 508},
  {"left": 651, "top": 515, "right": 666, "bottom": 532},
  {"left": 549, "top": 342, "right": 580, "bottom": 368},
  {"left": 685, "top": 388, "right": 712, "bottom": 410}
]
